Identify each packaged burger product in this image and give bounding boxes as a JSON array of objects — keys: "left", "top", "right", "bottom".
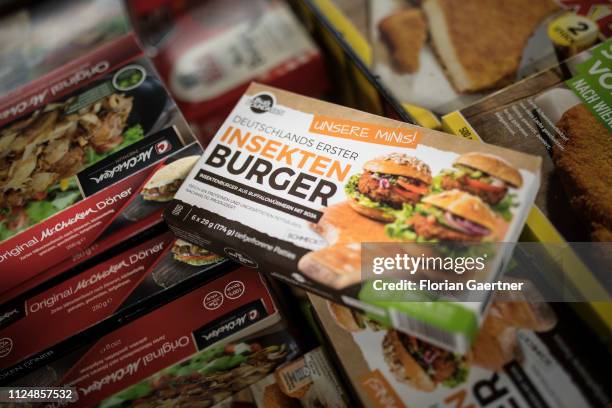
[
  {"left": 0, "top": 0, "right": 131, "bottom": 95},
  {"left": 442, "top": 39, "right": 611, "bottom": 244},
  {"left": 0, "top": 228, "right": 230, "bottom": 383},
  {"left": 369, "top": 0, "right": 611, "bottom": 115},
  {"left": 0, "top": 33, "right": 198, "bottom": 291},
  {"left": 311, "top": 295, "right": 612, "bottom": 408},
  {"left": 5, "top": 268, "right": 300, "bottom": 408},
  {"left": 127, "top": 0, "right": 329, "bottom": 140},
  {"left": 165, "top": 83, "right": 542, "bottom": 352},
  {"left": 218, "top": 347, "right": 350, "bottom": 408}
]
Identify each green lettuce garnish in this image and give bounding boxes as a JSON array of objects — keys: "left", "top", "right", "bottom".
[
  {"left": 84, "top": 124, "right": 145, "bottom": 167},
  {"left": 490, "top": 193, "right": 517, "bottom": 221},
  {"left": 344, "top": 173, "right": 400, "bottom": 218}
]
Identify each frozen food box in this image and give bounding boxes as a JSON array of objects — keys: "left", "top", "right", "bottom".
[
  {"left": 442, "top": 39, "right": 611, "bottom": 245},
  {"left": 218, "top": 347, "right": 350, "bottom": 408},
  {"left": 6, "top": 268, "right": 300, "bottom": 408},
  {"left": 165, "top": 83, "right": 542, "bottom": 352},
  {"left": 0, "top": 0, "right": 131, "bottom": 95},
  {"left": 311, "top": 295, "right": 612, "bottom": 408},
  {"left": 0, "top": 226, "right": 232, "bottom": 383},
  {"left": 0, "top": 33, "right": 198, "bottom": 289},
  {"left": 368, "top": 0, "right": 611, "bottom": 115},
  {"left": 127, "top": 0, "right": 329, "bottom": 140},
  {"left": 0, "top": 138, "right": 209, "bottom": 301}
]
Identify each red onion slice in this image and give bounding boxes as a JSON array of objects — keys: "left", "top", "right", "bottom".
[
  {"left": 378, "top": 178, "right": 391, "bottom": 189},
  {"left": 444, "top": 211, "right": 489, "bottom": 236}
]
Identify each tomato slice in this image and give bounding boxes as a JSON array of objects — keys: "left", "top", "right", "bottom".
[
  {"left": 465, "top": 177, "right": 505, "bottom": 192},
  {"left": 397, "top": 179, "right": 428, "bottom": 195}
]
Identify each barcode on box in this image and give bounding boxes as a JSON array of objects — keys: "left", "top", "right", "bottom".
[{"left": 390, "top": 309, "right": 467, "bottom": 352}]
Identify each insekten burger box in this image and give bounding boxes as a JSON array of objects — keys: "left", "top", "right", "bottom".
[
  {"left": 311, "top": 295, "right": 612, "bottom": 408},
  {"left": 5, "top": 268, "right": 300, "bottom": 408},
  {"left": 165, "top": 83, "right": 542, "bottom": 352},
  {"left": 0, "top": 227, "right": 232, "bottom": 384},
  {"left": 0, "top": 33, "right": 197, "bottom": 292}
]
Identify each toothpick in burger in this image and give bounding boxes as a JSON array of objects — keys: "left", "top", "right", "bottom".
[
  {"left": 141, "top": 155, "right": 199, "bottom": 202},
  {"left": 345, "top": 153, "right": 432, "bottom": 222}
]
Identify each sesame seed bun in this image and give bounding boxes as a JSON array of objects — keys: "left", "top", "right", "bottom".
[
  {"left": 363, "top": 153, "right": 432, "bottom": 184},
  {"left": 422, "top": 190, "right": 497, "bottom": 232},
  {"left": 455, "top": 153, "right": 523, "bottom": 188}
]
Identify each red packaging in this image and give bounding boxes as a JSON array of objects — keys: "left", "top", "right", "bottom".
[
  {"left": 7, "top": 268, "right": 300, "bottom": 408},
  {"left": 0, "top": 227, "right": 231, "bottom": 383},
  {"left": 0, "top": 34, "right": 198, "bottom": 292},
  {"left": 128, "top": 0, "right": 329, "bottom": 141}
]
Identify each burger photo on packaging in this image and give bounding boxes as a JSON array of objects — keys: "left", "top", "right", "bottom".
[
  {"left": 435, "top": 152, "right": 523, "bottom": 220},
  {"left": 325, "top": 300, "right": 470, "bottom": 392},
  {"left": 382, "top": 330, "right": 470, "bottom": 392},
  {"left": 171, "top": 239, "right": 223, "bottom": 266},
  {"left": 345, "top": 153, "right": 432, "bottom": 222},
  {"left": 385, "top": 189, "right": 500, "bottom": 243}
]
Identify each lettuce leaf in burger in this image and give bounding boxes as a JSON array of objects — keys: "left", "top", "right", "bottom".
[
  {"left": 437, "top": 153, "right": 521, "bottom": 220},
  {"left": 386, "top": 190, "right": 497, "bottom": 243},
  {"left": 345, "top": 153, "right": 432, "bottom": 222}
]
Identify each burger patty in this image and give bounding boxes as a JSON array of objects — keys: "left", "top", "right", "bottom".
[
  {"left": 441, "top": 175, "right": 507, "bottom": 204},
  {"left": 358, "top": 172, "right": 422, "bottom": 208},
  {"left": 411, "top": 214, "right": 482, "bottom": 242},
  {"left": 398, "top": 332, "right": 458, "bottom": 382}
]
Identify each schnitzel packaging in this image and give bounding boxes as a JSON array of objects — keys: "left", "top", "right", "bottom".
[
  {"left": 0, "top": 33, "right": 199, "bottom": 292},
  {"left": 165, "top": 83, "right": 542, "bottom": 352},
  {"left": 0, "top": 0, "right": 131, "bottom": 95},
  {"left": 369, "top": 0, "right": 611, "bottom": 115},
  {"left": 310, "top": 295, "right": 612, "bottom": 408},
  {"left": 0, "top": 227, "right": 231, "bottom": 384},
  {"left": 219, "top": 347, "right": 350, "bottom": 408},
  {"left": 128, "top": 0, "right": 329, "bottom": 140},
  {"left": 442, "top": 39, "right": 611, "bottom": 244},
  {"left": 5, "top": 268, "right": 301, "bottom": 408}
]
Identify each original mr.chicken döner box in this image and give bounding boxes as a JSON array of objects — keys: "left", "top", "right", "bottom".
[
  {"left": 0, "top": 33, "right": 197, "bottom": 292},
  {"left": 6, "top": 268, "right": 301, "bottom": 408},
  {"left": 165, "top": 83, "right": 542, "bottom": 352}
]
